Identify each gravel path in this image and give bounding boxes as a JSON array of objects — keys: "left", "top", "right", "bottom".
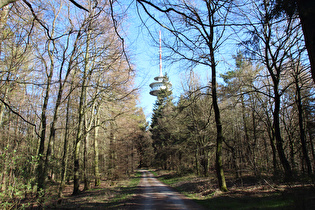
[{"left": 129, "top": 169, "right": 204, "bottom": 210}]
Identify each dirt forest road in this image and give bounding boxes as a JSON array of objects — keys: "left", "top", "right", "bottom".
[{"left": 127, "top": 170, "right": 204, "bottom": 210}]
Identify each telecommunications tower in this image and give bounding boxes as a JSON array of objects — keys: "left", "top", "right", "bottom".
[{"left": 149, "top": 31, "right": 171, "bottom": 96}]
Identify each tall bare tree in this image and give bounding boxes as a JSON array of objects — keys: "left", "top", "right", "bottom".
[
  {"left": 238, "top": 0, "right": 307, "bottom": 180},
  {"left": 137, "top": 0, "right": 231, "bottom": 191}
]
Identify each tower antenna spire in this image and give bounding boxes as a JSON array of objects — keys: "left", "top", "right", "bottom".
[
  {"left": 159, "top": 30, "right": 163, "bottom": 77},
  {"left": 149, "top": 30, "right": 171, "bottom": 96}
]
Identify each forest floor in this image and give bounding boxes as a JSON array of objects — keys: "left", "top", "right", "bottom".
[
  {"left": 14, "top": 170, "right": 315, "bottom": 209},
  {"left": 152, "top": 169, "right": 315, "bottom": 209}
]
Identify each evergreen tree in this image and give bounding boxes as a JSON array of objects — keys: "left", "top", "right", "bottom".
[{"left": 150, "top": 75, "right": 173, "bottom": 169}]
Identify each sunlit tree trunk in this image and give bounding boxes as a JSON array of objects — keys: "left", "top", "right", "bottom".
[
  {"left": 251, "top": 103, "right": 258, "bottom": 175},
  {"left": 83, "top": 126, "right": 90, "bottom": 191},
  {"left": 57, "top": 24, "right": 82, "bottom": 196},
  {"left": 37, "top": 39, "right": 55, "bottom": 193},
  {"left": 45, "top": 36, "right": 73, "bottom": 182},
  {"left": 1, "top": 120, "right": 10, "bottom": 191},
  {"left": 73, "top": 75, "right": 85, "bottom": 195},
  {"left": 73, "top": 2, "right": 93, "bottom": 194},
  {"left": 109, "top": 122, "right": 117, "bottom": 178},
  {"left": 0, "top": 85, "right": 9, "bottom": 127},
  {"left": 58, "top": 94, "right": 71, "bottom": 197},
  {"left": 73, "top": 37, "right": 90, "bottom": 195},
  {"left": 0, "top": 5, "right": 10, "bottom": 126},
  {"left": 94, "top": 110, "right": 100, "bottom": 186},
  {"left": 36, "top": 3, "right": 63, "bottom": 192},
  {"left": 241, "top": 94, "right": 252, "bottom": 171}
]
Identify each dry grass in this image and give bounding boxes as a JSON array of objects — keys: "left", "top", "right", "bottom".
[
  {"left": 18, "top": 174, "right": 141, "bottom": 209},
  {"left": 153, "top": 169, "right": 315, "bottom": 209}
]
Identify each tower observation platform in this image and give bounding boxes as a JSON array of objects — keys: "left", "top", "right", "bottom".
[
  {"left": 149, "top": 75, "right": 171, "bottom": 96},
  {"left": 149, "top": 31, "right": 171, "bottom": 96}
]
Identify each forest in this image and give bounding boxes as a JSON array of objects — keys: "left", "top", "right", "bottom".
[{"left": 1, "top": 0, "right": 315, "bottom": 208}]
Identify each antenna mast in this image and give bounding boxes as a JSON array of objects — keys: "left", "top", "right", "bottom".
[{"left": 149, "top": 30, "right": 171, "bottom": 96}]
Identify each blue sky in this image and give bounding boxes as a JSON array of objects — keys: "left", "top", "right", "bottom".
[
  {"left": 123, "top": 2, "right": 236, "bottom": 123},
  {"left": 124, "top": 4, "right": 183, "bottom": 122},
  {"left": 128, "top": 29, "right": 182, "bottom": 121},
  {"left": 125, "top": 27, "right": 231, "bottom": 123}
]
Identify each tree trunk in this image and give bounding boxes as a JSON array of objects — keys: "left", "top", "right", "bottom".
[
  {"left": 269, "top": 129, "right": 278, "bottom": 176},
  {"left": 295, "top": 77, "right": 312, "bottom": 176},
  {"left": 58, "top": 29, "right": 82, "bottom": 196},
  {"left": 1, "top": 127, "right": 10, "bottom": 191},
  {"left": 195, "top": 146, "right": 200, "bottom": 176},
  {"left": 73, "top": 57, "right": 89, "bottom": 194},
  {"left": 130, "top": 139, "right": 135, "bottom": 174},
  {"left": 37, "top": 8, "right": 59, "bottom": 191},
  {"left": 296, "top": 0, "right": 315, "bottom": 84},
  {"left": 109, "top": 122, "right": 117, "bottom": 178},
  {"left": 264, "top": 110, "right": 278, "bottom": 176},
  {"left": 241, "top": 95, "right": 253, "bottom": 172},
  {"left": 288, "top": 132, "right": 296, "bottom": 172},
  {"left": 73, "top": 137, "right": 81, "bottom": 195},
  {"left": 83, "top": 121, "right": 90, "bottom": 191},
  {"left": 252, "top": 105, "right": 258, "bottom": 175},
  {"left": 58, "top": 94, "right": 71, "bottom": 197},
  {"left": 73, "top": 53, "right": 87, "bottom": 195},
  {"left": 37, "top": 60, "right": 54, "bottom": 193},
  {"left": 0, "top": 5, "right": 9, "bottom": 129},
  {"left": 45, "top": 57, "right": 72, "bottom": 182},
  {"left": 308, "top": 127, "right": 315, "bottom": 174},
  {"left": 262, "top": 130, "right": 270, "bottom": 172},
  {"left": 94, "top": 112, "right": 100, "bottom": 186},
  {"left": 0, "top": 86, "right": 8, "bottom": 127},
  {"left": 211, "top": 46, "right": 227, "bottom": 192},
  {"left": 73, "top": 7, "right": 92, "bottom": 193},
  {"left": 274, "top": 83, "right": 292, "bottom": 180}
]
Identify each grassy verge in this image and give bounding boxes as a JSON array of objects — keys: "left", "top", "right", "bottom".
[
  {"left": 38, "top": 171, "right": 143, "bottom": 209},
  {"left": 108, "top": 171, "right": 142, "bottom": 205},
  {"left": 152, "top": 170, "right": 311, "bottom": 209},
  {"left": 196, "top": 193, "right": 295, "bottom": 209}
]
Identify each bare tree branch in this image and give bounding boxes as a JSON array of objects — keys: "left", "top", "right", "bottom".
[
  {"left": 69, "top": 0, "right": 89, "bottom": 12},
  {"left": 0, "top": 97, "right": 40, "bottom": 137},
  {"left": 109, "top": 0, "right": 133, "bottom": 72},
  {"left": 1, "top": 0, "right": 89, "bottom": 11}
]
